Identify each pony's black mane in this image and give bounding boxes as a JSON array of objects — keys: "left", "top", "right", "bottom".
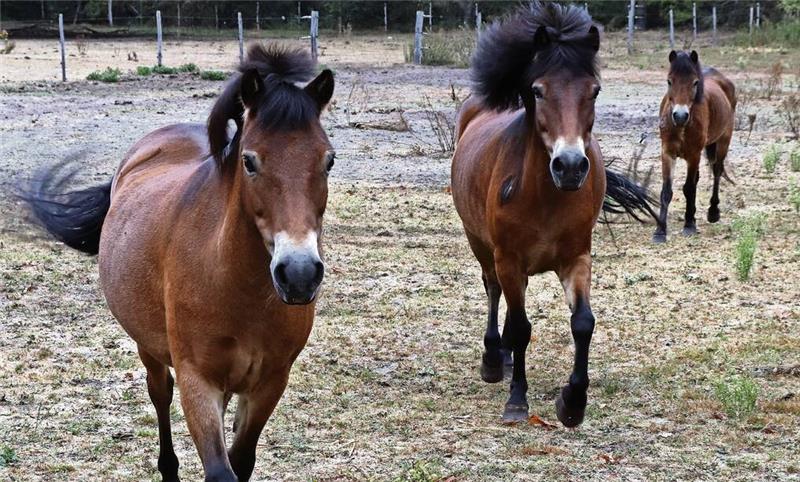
[
  {"left": 670, "top": 51, "right": 704, "bottom": 102},
  {"left": 472, "top": 1, "right": 599, "bottom": 110},
  {"left": 208, "top": 43, "right": 317, "bottom": 165}
]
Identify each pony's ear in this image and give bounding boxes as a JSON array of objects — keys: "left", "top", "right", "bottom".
[
  {"left": 304, "top": 69, "right": 335, "bottom": 113},
  {"left": 533, "top": 26, "right": 551, "bottom": 50},
  {"left": 668, "top": 50, "right": 677, "bottom": 63},
  {"left": 587, "top": 25, "right": 600, "bottom": 53},
  {"left": 240, "top": 69, "right": 264, "bottom": 108},
  {"left": 690, "top": 50, "right": 699, "bottom": 63}
]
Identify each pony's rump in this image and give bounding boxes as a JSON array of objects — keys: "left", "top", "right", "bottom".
[
  {"left": 18, "top": 155, "right": 112, "bottom": 255},
  {"left": 471, "top": 1, "right": 599, "bottom": 110}
]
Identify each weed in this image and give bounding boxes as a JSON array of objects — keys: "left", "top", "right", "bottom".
[
  {"left": 765, "top": 62, "right": 783, "bottom": 100},
  {"left": 791, "top": 146, "right": 800, "bottom": 172},
  {"left": 732, "top": 213, "right": 766, "bottom": 281},
  {"left": 763, "top": 144, "right": 780, "bottom": 174},
  {"left": 394, "top": 459, "right": 442, "bottom": 482},
  {"left": 86, "top": 67, "right": 121, "bottom": 83},
  {"left": 779, "top": 93, "right": 800, "bottom": 139},
  {"left": 152, "top": 65, "right": 178, "bottom": 75},
  {"left": 715, "top": 375, "right": 758, "bottom": 418},
  {"left": 136, "top": 66, "right": 152, "bottom": 76},
  {"left": 0, "top": 30, "right": 15, "bottom": 54},
  {"left": 407, "top": 28, "right": 476, "bottom": 68},
  {"left": 0, "top": 445, "right": 17, "bottom": 466},
  {"left": 75, "top": 36, "right": 88, "bottom": 56},
  {"left": 200, "top": 70, "right": 227, "bottom": 81},
  {"left": 789, "top": 177, "right": 800, "bottom": 212},
  {"left": 179, "top": 63, "right": 199, "bottom": 73}
]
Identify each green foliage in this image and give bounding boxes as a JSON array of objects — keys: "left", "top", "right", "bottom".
[
  {"left": 732, "top": 213, "right": 766, "bottom": 281},
  {"left": 791, "top": 146, "right": 800, "bottom": 172},
  {"left": 135, "top": 66, "right": 152, "bottom": 76},
  {"left": 789, "top": 177, "right": 800, "bottom": 212},
  {"left": 86, "top": 67, "right": 120, "bottom": 82},
  {"left": 179, "top": 63, "right": 199, "bottom": 73},
  {"left": 394, "top": 459, "right": 442, "bottom": 482},
  {"left": 200, "top": 70, "right": 227, "bottom": 81},
  {"left": 737, "top": 19, "right": 800, "bottom": 47},
  {"left": 408, "top": 28, "right": 475, "bottom": 68},
  {"left": 152, "top": 65, "right": 179, "bottom": 75},
  {"left": 715, "top": 375, "right": 758, "bottom": 418},
  {"left": 763, "top": 143, "right": 781, "bottom": 174},
  {"left": 0, "top": 445, "right": 17, "bottom": 466}
]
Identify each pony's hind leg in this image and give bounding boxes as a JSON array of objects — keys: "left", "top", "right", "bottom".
[
  {"left": 465, "top": 232, "right": 510, "bottom": 383},
  {"left": 682, "top": 154, "right": 701, "bottom": 236},
  {"left": 139, "top": 348, "right": 180, "bottom": 482},
  {"left": 707, "top": 137, "right": 731, "bottom": 223},
  {"left": 555, "top": 254, "right": 595, "bottom": 428},
  {"left": 494, "top": 250, "right": 531, "bottom": 423}
]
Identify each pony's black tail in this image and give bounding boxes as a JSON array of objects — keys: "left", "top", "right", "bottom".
[
  {"left": 18, "top": 157, "right": 111, "bottom": 255},
  {"left": 602, "top": 169, "right": 658, "bottom": 223}
]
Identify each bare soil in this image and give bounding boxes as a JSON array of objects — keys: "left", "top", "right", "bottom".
[{"left": 1, "top": 34, "right": 799, "bottom": 481}]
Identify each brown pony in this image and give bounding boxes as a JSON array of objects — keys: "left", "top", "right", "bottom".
[
  {"left": 653, "top": 50, "right": 736, "bottom": 243},
  {"left": 22, "top": 43, "right": 334, "bottom": 481},
  {"left": 452, "top": 2, "right": 656, "bottom": 425}
]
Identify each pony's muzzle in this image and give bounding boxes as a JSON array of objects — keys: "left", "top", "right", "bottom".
[
  {"left": 271, "top": 255, "right": 324, "bottom": 305},
  {"left": 671, "top": 106, "right": 689, "bottom": 126},
  {"left": 550, "top": 149, "right": 590, "bottom": 191}
]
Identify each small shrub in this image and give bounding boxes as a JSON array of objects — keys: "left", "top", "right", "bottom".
[
  {"left": 407, "top": 28, "right": 476, "bottom": 68},
  {"left": 136, "top": 66, "right": 152, "bottom": 76},
  {"left": 200, "top": 70, "right": 227, "bottom": 81},
  {"left": 789, "top": 177, "right": 800, "bottom": 212},
  {"left": 0, "top": 445, "right": 17, "bottom": 466},
  {"left": 0, "top": 30, "right": 15, "bottom": 55},
  {"left": 779, "top": 93, "right": 800, "bottom": 139},
  {"left": 791, "top": 146, "right": 800, "bottom": 172},
  {"left": 765, "top": 62, "right": 783, "bottom": 100},
  {"left": 762, "top": 144, "right": 781, "bottom": 174},
  {"left": 715, "top": 375, "right": 758, "bottom": 418},
  {"left": 732, "top": 213, "right": 766, "bottom": 281},
  {"left": 179, "top": 63, "right": 198, "bottom": 73},
  {"left": 86, "top": 67, "right": 121, "bottom": 83},
  {"left": 152, "top": 65, "right": 178, "bottom": 75}
]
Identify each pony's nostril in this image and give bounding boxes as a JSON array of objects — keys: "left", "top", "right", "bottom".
[
  {"left": 274, "top": 262, "right": 289, "bottom": 286},
  {"left": 313, "top": 261, "right": 324, "bottom": 285},
  {"left": 552, "top": 157, "right": 564, "bottom": 173},
  {"left": 579, "top": 157, "right": 590, "bottom": 173}
]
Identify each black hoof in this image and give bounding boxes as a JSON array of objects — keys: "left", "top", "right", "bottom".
[
  {"left": 708, "top": 208, "right": 720, "bottom": 223},
  {"left": 682, "top": 225, "right": 697, "bottom": 237},
  {"left": 481, "top": 352, "right": 503, "bottom": 383},
  {"left": 652, "top": 233, "right": 667, "bottom": 244},
  {"left": 502, "top": 402, "right": 529, "bottom": 423},
  {"left": 555, "top": 392, "right": 586, "bottom": 428}
]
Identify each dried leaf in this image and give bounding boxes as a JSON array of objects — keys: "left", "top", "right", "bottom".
[
  {"left": 528, "top": 414, "right": 557, "bottom": 430},
  {"left": 598, "top": 453, "right": 621, "bottom": 464},
  {"left": 521, "top": 445, "right": 569, "bottom": 456}
]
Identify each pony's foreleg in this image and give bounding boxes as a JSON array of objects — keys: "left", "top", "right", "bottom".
[
  {"left": 227, "top": 371, "right": 290, "bottom": 481},
  {"left": 175, "top": 365, "right": 237, "bottom": 482},
  {"left": 707, "top": 136, "right": 730, "bottom": 223},
  {"left": 653, "top": 151, "right": 675, "bottom": 243},
  {"left": 682, "top": 155, "right": 701, "bottom": 236},
  {"left": 139, "top": 348, "right": 180, "bottom": 482},
  {"left": 495, "top": 251, "right": 531, "bottom": 423},
  {"left": 555, "top": 254, "right": 594, "bottom": 428}
]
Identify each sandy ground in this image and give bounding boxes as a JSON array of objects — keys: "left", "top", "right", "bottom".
[{"left": 1, "top": 34, "right": 799, "bottom": 481}]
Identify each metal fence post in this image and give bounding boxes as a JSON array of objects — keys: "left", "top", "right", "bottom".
[
  {"left": 59, "top": 13, "right": 66, "bottom": 81},
  {"left": 627, "top": 0, "right": 634, "bottom": 55},
  {"left": 156, "top": 10, "right": 163, "bottom": 67},
  {"left": 238, "top": 12, "right": 244, "bottom": 63},
  {"left": 669, "top": 9, "right": 674, "bottom": 49},
  {"left": 310, "top": 10, "right": 319, "bottom": 61},
  {"left": 414, "top": 10, "right": 423, "bottom": 65}
]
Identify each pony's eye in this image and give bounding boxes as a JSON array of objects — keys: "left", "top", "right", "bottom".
[
  {"left": 532, "top": 86, "right": 544, "bottom": 100},
  {"left": 326, "top": 153, "right": 336, "bottom": 172},
  {"left": 242, "top": 153, "right": 257, "bottom": 176},
  {"left": 667, "top": 79, "right": 672, "bottom": 87},
  {"left": 693, "top": 79, "right": 699, "bottom": 87},
  {"left": 591, "top": 86, "right": 601, "bottom": 100}
]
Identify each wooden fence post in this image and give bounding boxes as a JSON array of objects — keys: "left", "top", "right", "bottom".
[
  {"left": 692, "top": 2, "right": 697, "bottom": 40},
  {"left": 177, "top": 3, "right": 181, "bottom": 39},
  {"left": 384, "top": 2, "right": 388, "bottom": 32},
  {"left": 756, "top": 2, "right": 761, "bottom": 28},
  {"left": 108, "top": 0, "right": 113, "bottom": 26},
  {"left": 414, "top": 10, "right": 423, "bottom": 65},
  {"left": 156, "top": 10, "right": 163, "bottom": 66},
  {"left": 256, "top": 2, "right": 260, "bottom": 31},
  {"left": 476, "top": 11, "right": 482, "bottom": 35},
  {"left": 59, "top": 13, "right": 66, "bottom": 81},
  {"left": 669, "top": 9, "right": 674, "bottom": 49},
  {"left": 238, "top": 12, "right": 244, "bottom": 63},
  {"left": 627, "top": 0, "right": 634, "bottom": 55},
  {"left": 749, "top": 6, "right": 754, "bottom": 40},
  {"left": 310, "top": 10, "right": 319, "bottom": 61},
  {"left": 712, "top": 6, "right": 717, "bottom": 45}
]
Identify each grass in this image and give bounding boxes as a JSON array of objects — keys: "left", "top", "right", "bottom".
[
  {"left": 790, "top": 177, "right": 800, "bottom": 213},
  {"left": 86, "top": 67, "right": 121, "bottom": 82},
  {"left": 762, "top": 143, "right": 780, "bottom": 174},
  {"left": 735, "top": 19, "right": 800, "bottom": 48},
  {"left": 405, "top": 28, "right": 476, "bottom": 68},
  {"left": 200, "top": 70, "right": 228, "bottom": 81},
  {"left": 714, "top": 375, "right": 758, "bottom": 418},
  {"left": 0, "top": 445, "right": 17, "bottom": 467},
  {"left": 135, "top": 65, "right": 152, "bottom": 76},
  {"left": 732, "top": 213, "right": 766, "bottom": 281},
  {"left": 791, "top": 146, "right": 800, "bottom": 172}
]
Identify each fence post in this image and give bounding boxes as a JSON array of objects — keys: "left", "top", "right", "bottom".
[
  {"left": 59, "top": 13, "right": 66, "bottom": 81},
  {"left": 476, "top": 11, "right": 482, "bottom": 35},
  {"left": 756, "top": 2, "right": 760, "bottom": 28},
  {"left": 238, "top": 12, "right": 244, "bottom": 63},
  {"left": 108, "top": 0, "right": 113, "bottom": 26},
  {"left": 215, "top": 5, "right": 219, "bottom": 30},
  {"left": 692, "top": 2, "right": 697, "bottom": 40},
  {"left": 414, "top": 10, "right": 423, "bottom": 65},
  {"left": 669, "top": 9, "right": 674, "bottom": 49},
  {"left": 177, "top": 3, "right": 181, "bottom": 39},
  {"left": 297, "top": 1, "right": 301, "bottom": 19},
  {"left": 749, "top": 6, "right": 754, "bottom": 39},
  {"left": 585, "top": 3, "right": 588, "bottom": 13},
  {"left": 428, "top": 2, "right": 432, "bottom": 29},
  {"left": 627, "top": 0, "right": 634, "bottom": 55},
  {"left": 156, "top": 10, "right": 163, "bottom": 67},
  {"left": 310, "top": 10, "right": 319, "bottom": 61},
  {"left": 712, "top": 6, "right": 717, "bottom": 45},
  {"left": 384, "top": 2, "right": 388, "bottom": 32},
  {"left": 256, "top": 2, "right": 260, "bottom": 31}
]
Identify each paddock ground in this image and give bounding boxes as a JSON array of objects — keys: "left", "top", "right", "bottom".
[{"left": 1, "top": 33, "right": 799, "bottom": 481}]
